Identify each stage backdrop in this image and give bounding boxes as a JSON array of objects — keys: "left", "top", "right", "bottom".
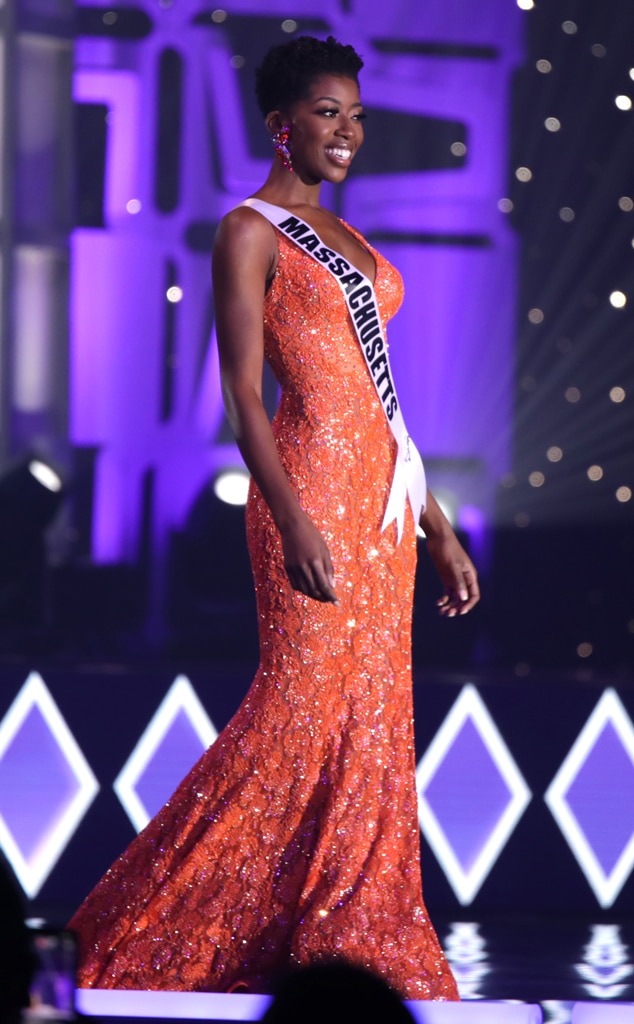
[{"left": 70, "top": 0, "right": 521, "bottom": 577}]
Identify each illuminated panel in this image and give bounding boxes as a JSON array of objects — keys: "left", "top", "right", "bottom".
[
  {"left": 545, "top": 689, "right": 634, "bottom": 908},
  {"left": 76, "top": 988, "right": 271, "bottom": 1019},
  {"left": 571, "top": 1002, "right": 634, "bottom": 1023},
  {"left": 0, "top": 672, "right": 99, "bottom": 897},
  {"left": 416, "top": 684, "right": 531, "bottom": 905},
  {"left": 113, "top": 674, "right": 218, "bottom": 832},
  {"left": 575, "top": 925, "right": 633, "bottom": 1001},
  {"left": 76, "top": 988, "right": 543, "bottom": 1022},
  {"left": 442, "top": 922, "right": 490, "bottom": 1000}
]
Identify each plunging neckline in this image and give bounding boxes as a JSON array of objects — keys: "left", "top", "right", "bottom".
[
  {"left": 337, "top": 218, "right": 378, "bottom": 288},
  {"left": 249, "top": 198, "right": 378, "bottom": 290}
]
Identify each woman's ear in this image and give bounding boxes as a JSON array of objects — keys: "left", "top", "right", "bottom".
[{"left": 265, "top": 111, "right": 287, "bottom": 136}]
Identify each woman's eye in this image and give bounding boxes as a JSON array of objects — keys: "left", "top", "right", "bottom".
[{"left": 353, "top": 113, "right": 367, "bottom": 121}]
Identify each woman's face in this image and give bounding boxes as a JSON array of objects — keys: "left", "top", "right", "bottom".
[{"left": 282, "top": 74, "right": 365, "bottom": 184}]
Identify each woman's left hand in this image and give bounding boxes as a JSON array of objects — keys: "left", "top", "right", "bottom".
[{"left": 426, "top": 531, "right": 480, "bottom": 616}]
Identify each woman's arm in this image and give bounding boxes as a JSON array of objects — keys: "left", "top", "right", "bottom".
[
  {"left": 420, "top": 491, "right": 480, "bottom": 616},
  {"left": 212, "top": 207, "right": 338, "bottom": 605}
]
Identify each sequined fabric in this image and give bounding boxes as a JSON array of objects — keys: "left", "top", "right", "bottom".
[{"left": 69, "top": 225, "right": 458, "bottom": 1000}]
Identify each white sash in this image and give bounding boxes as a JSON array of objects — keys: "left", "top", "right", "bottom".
[{"left": 242, "top": 197, "right": 427, "bottom": 542}]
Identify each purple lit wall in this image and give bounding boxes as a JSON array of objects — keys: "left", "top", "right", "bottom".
[{"left": 70, "top": 0, "right": 522, "bottom": 566}]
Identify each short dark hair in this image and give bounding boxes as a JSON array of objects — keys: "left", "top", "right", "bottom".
[{"left": 255, "top": 35, "right": 364, "bottom": 118}]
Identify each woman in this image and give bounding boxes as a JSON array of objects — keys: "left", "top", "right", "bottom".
[{"left": 69, "top": 35, "right": 478, "bottom": 999}]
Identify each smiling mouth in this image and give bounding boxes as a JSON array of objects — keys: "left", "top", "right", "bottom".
[{"left": 325, "top": 146, "right": 353, "bottom": 164}]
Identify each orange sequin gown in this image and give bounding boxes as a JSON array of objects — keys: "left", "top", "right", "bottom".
[{"left": 69, "top": 223, "right": 459, "bottom": 1000}]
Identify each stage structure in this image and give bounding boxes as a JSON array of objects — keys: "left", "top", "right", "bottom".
[{"left": 1, "top": 667, "right": 633, "bottom": 920}]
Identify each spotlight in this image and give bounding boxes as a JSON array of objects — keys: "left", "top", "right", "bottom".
[{"left": 0, "top": 457, "right": 65, "bottom": 622}]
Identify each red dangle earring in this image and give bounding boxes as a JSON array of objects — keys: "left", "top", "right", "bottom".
[{"left": 272, "top": 125, "right": 293, "bottom": 172}]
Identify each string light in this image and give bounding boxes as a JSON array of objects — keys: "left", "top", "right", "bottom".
[
  {"left": 609, "top": 291, "right": 627, "bottom": 308},
  {"left": 615, "top": 95, "right": 632, "bottom": 110},
  {"left": 536, "top": 59, "right": 552, "bottom": 74},
  {"left": 562, "top": 20, "right": 578, "bottom": 34},
  {"left": 587, "top": 466, "right": 603, "bottom": 481},
  {"left": 545, "top": 117, "right": 561, "bottom": 132},
  {"left": 515, "top": 166, "right": 533, "bottom": 182},
  {"left": 565, "top": 387, "right": 581, "bottom": 403},
  {"left": 616, "top": 486, "right": 632, "bottom": 503},
  {"left": 609, "top": 387, "right": 626, "bottom": 403},
  {"left": 547, "top": 447, "right": 563, "bottom": 462}
]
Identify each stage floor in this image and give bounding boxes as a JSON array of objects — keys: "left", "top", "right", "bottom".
[{"left": 67, "top": 915, "right": 634, "bottom": 1024}]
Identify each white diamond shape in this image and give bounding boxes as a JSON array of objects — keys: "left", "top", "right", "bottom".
[
  {"left": 113, "top": 675, "right": 218, "bottom": 833},
  {"left": 416, "top": 683, "right": 531, "bottom": 905},
  {"left": 0, "top": 672, "right": 99, "bottom": 897},
  {"left": 545, "top": 688, "right": 634, "bottom": 908}
]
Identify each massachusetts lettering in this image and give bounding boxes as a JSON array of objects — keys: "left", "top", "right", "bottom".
[{"left": 278, "top": 215, "right": 397, "bottom": 420}]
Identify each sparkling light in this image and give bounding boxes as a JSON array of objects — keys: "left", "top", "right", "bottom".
[
  {"left": 102, "top": 10, "right": 117, "bottom": 24},
  {"left": 497, "top": 198, "right": 513, "bottom": 213},
  {"left": 610, "top": 387, "right": 626, "bottom": 403},
  {"left": 609, "top": 291, "right": 627, "bottom": 308},
  {"left": 587, "top": 465, "right": 604, "bottom": 482},
  {"left": 615, "top": 95, "right": 633, "bottom": 111},
  {"left": 230, "top": 55, "right": 245, "bottom": 69},
  {"left": 529, "top": 471, "right": 545, "bottom": 488},
  {"left": 211, "top": 9, "right": 227, "bottom": 22},
  {"left": 616, "top": 487, "right": 632, "bottom": 503},
  {"left": 565, "top": 387, "right": 581, "bottom": 403},
  {"left": 618, "top": 196, "right": 633, "bottom": 211},
  {"left": 126, "top": 199, "right": 142, "bottom": 214},
  {"left": 577, "top": 643, "right": 593, "bottom": 659},
  {"left": 528, "top": 308, "right": 544, "bottom": 323},
  {"left": 590, "top": 44, "right": 607, "bottom": 58},
  {"left": 450, "top": 141, "right": 467, "bottom": 157},
  {"left": 214, "top": 467, "right": 250, "bottom": 506},
  {"left": 547, "top": 446, "right": 563, "bottom": 462},
  {"left": 517, "top": 0, "right": 535, "bottom": 9},
  {"left": 281, "top": 19, "right": 297, "bottom": 33},
  {"left": 562, "top": 20, "right": 578, "bottom": 34},
  {"left": 559, "top": 207, "right": 575, "bottom": 222},
  {"left": 514, "top": 512, "right": 530, "bottom": 528},
  {"left": 166, "top": 286, "right": 183, "bottom": 303},
  {"left": 536, "top": 59, "right": 552, "bottom": 74},
  {"left": 515, "top": 166, "right": 532, "bottom": 182},
  {"left": 545, "top": 117, "right": 561, "bottom": 132}
]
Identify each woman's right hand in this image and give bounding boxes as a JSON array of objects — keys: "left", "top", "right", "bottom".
[{"left": 280, "top": 514, "right": 339, "bottom": 605}]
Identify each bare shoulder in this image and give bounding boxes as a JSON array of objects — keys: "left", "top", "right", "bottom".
[{"left": 214, "top": 204, "right": 277, "bottom": 260}]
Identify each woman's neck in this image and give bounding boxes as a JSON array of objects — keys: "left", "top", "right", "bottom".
[{"left": 255, "top": 161, "right": 323, "bottom": 209}]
